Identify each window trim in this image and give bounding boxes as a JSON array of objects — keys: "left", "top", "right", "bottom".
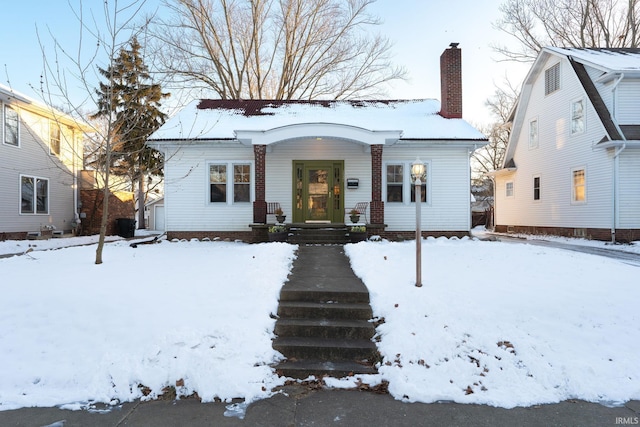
[
  {"left": 533, "top": 175, "right": 541, "bottom": 201},
  {"left": 206, "top": 160, "right": 254, "bottom": 205},
  {"left": 571, "top": 167, "right": 586, "bottom": 204},
  {"left": 528, "top": 117, "right": 539, "bottom": 149},
  {"left": 570, "top": 97, "right": 586, "bottom": 135},
  {"left": 505, "top": 181, "right": 514, "bottom": 198},
  {"left": 20, "top": 174, "right": 49, "bottom": 215},
  {"left": 383, "top": 160, "right": 431, "bottom": 205},
  {"left": 3, "top": 103, "right": 20, "bottom": 147}
]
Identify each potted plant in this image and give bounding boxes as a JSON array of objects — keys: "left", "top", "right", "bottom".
[
  {"left": 268, "top": 225, "right": 288, "bottom": 242},
  {"left": 349, "top": 209, "right": 360, "bottom": 223},
  {"left": 274, "top": 207, "right": 286, "bottom": 223},
  {"left": 348, "top": 225, "right": 367, "bottom": 243}
]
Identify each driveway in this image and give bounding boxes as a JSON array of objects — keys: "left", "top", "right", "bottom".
[{"left": 485, "top": 233, "right": 640, "bottom": 267}]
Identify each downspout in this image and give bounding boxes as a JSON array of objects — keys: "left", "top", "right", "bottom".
[
  {"left": 610, "top": 73, "right": 625, "bottom": 243},
  {"left": 612, "top": 144, "right": 626, "bottom": 243},
  {"left": 72, "top": 130, "right": 80, "bottom": 231},
  {"left": 468, "top": 145, "right": 476, "bottom": 233}
]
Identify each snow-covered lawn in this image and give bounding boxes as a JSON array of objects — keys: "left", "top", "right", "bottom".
[
  {"left": 0, "top": 234, "right": 638, "bottom": 411},
  {"left": 0, "top": 238, "right": 295, "bottom": 411}
]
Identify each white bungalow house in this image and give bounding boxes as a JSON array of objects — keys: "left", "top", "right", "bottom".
[
  {"left": 147, "top": 44, "right": 488, "bottom": 242},
  {"left": 491, "top": 47, "right": 640, "bottom": 242},
  {"left": 0, "top": 84, "right": 86, "bottom": 240}
]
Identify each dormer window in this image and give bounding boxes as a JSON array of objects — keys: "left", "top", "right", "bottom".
[{"left": 545, "top": 63, "right": 560, "bottom": 95}]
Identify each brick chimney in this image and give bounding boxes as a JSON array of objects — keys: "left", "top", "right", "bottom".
[{"left": 439, "top": 43, "right": 462, "bottom": 119}]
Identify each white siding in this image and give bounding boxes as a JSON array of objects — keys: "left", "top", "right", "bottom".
[
  {"left": 496, "top": 56, "right": 614, "bottom": 229},
  {"left": 0, "top": 105, "right": 81, "bottom": 234},
  {"left": 164, "top": 144, "right": 254, "bottom": 232},
  {"left": 164, "top": 137, "right": 474, "bottom": 232},
  {"left": 383, "top": 145, "right": 471, "bottom": 231},
  {"left": 616, "top": 79, "right": 640, "bottom": 125},
  {"left": 618, "top": 150, "right": 640, "bottom": 228}
]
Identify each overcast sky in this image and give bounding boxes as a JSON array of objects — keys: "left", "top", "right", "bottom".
[{"left": 1, "top": 0, "right": 530, "bottom": 125}]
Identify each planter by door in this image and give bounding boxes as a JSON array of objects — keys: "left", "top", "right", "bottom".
[
  {"left": 349, "top": 231, "right": 367, "bottom": 243},
  {"left": 269, "top": 231, "right": 288, "bottom": 242},
  {"left": 350, "top": 214, "right": 360, "bottom": 223}
]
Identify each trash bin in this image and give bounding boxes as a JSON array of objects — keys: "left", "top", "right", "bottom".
[{"left": 116, "top": 218, "right": 136, "bottom": 238}]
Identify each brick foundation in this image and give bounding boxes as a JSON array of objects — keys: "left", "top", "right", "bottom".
[
  {"left": 167, "top": 231, "right": 256, "bottom": 243},
  {"left": 494, "top": 225, "right": 640, "bottom": 243},
  {"left": 166, "top": 228, "right": 470, "bottom": 243},
  {"left": 0, "top": 231, "right": 29, "bottom": 241},
  {"left": 377, "top": 230, "right": 470, "bottom": 241}
]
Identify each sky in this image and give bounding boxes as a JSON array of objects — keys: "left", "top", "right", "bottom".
[
  {"left": 0, "top": 0, "right": 530, "bottom": 126},
  {"left": 0, "top": 232, "right": 638, "bottom": 413}
]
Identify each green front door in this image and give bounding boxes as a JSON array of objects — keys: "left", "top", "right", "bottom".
[{"left": 293, "top": 161, "right": 344, "bottom": 223}]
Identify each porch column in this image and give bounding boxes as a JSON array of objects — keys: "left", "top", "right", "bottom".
[
  {"left": 370, "top": 144, "right": 384, "bottom": 224},
  {"left": 253, "top": 144, "right": 267, "bottom": 223}
]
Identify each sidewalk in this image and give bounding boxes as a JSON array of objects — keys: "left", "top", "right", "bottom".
[{"left": 0, "top": 385, "right": 638, "bottom": 426}]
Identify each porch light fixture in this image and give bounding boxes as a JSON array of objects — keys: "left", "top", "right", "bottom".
[{"left": 410, "top": 157, "right": 427, "bottom": 287}]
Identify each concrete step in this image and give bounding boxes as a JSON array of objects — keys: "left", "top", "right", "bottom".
[
  {"left": 275, "top": 318, "right": 375, "bottom": 340},
  {"left": 273, "top": 337, "right": 378, "bottom": 361},
  {"left": 287, "top": 227, "right": 348, "bottom": 244},
  {"left": 273, "top": 359, "right": 377, "bottom": 379},
  {"left": 278, "top": 289, "right": 370, "bottom": 304},
  {"left": 277, "top": 301, "right": 373, "bottom": 320}
]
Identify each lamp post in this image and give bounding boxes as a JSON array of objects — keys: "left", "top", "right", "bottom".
[{"left": 411, "top": 158, "right": 426, "bottom": 287}]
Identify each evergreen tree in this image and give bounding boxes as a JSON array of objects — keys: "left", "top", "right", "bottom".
[{"left": 93, "top": 36, "right": 169, "bottom": 228}]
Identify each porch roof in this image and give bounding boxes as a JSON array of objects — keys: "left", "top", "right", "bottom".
[{"left": 149, "top": 99, "right": 487, "bottom": 145}]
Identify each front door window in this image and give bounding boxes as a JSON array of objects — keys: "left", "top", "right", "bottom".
[
  {"left": 293, "top": 161, "right": 343, "bottom": 223},
  {"left": 308, "top": 169, "right": 329, "bottom": 220}
]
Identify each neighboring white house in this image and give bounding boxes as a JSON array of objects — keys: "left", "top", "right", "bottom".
[
  {"left": 0, "top": 84, "right": 86, "bottom": 240},
  {"left": 491, "top": 47, "right": 640, "bottom": 242},
  {"left": 147, "top": 44, "right": 488, "bottom": 242}
]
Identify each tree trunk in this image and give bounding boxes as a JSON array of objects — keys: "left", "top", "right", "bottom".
[{"left": 137, "top": 173, "right": 146, "bottom": 229}]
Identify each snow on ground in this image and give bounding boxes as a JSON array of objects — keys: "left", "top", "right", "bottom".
[
  {"left": 471, "top": 226, "right": 640, "bottom": 254},
  {"left": 0, "top": 233, "right": 639, "bottom": 411},
  {"left": 0, "top": 238, "right": 295, "bottom": 411},
  {"left": 345, "top": 237, "right": 640, "bottom": 408}
]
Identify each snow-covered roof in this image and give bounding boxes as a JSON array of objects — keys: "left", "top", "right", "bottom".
[
  {"left": 149, "top": 99, "right": 487, "bottom": 143},
  {"left": 545, "top": 47, "right": 640, "bottom": 73}
]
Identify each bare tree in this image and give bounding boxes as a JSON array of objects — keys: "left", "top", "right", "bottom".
[
  {"left": 39, "top": 0, "right": 151, "bottom": 264},
  {"left": 472, "top": 79, "right": 518, "bottom": 178},
  {"left": 494, "top": 0, "right": 640, "bottom": 62},
  {"left": 148, "top": 0, "right": 406, "bottom": 99}
]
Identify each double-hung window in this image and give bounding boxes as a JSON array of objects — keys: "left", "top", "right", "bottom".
[
  {"left": 533, "top": 175, "right": 541, "bottom": 201},
  {"left": 4, "top": 104, "right": 20, "bottom": 146},
  {"left": 233, "top": 164, "right": 251, "bottom": 202},
  {"left": 529, "top": 118, "right": 539, "bottom": 149},
  {"left": 50, "top": 121, "right": 61, "bottom": 155},
  {"left": 209, "top": 162, "right": 252, "bottom": 204},
  {"left": 571, "top": 99, "right": 585, "bottom": 135},
  {"left": 21, "top": 175, "right": 49, "bottom": 214},
  {"left": 572, "top": 168, "right": 586, "bottom": 203},
  {"left": 386, "top": 164, "right": 404, "bottom": 203},
  {"left": 385, "top": 161, "right": 429, "bottom": 204},
  {"left": 505, "top": 181, "right": 514, "bottom": 198}
]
